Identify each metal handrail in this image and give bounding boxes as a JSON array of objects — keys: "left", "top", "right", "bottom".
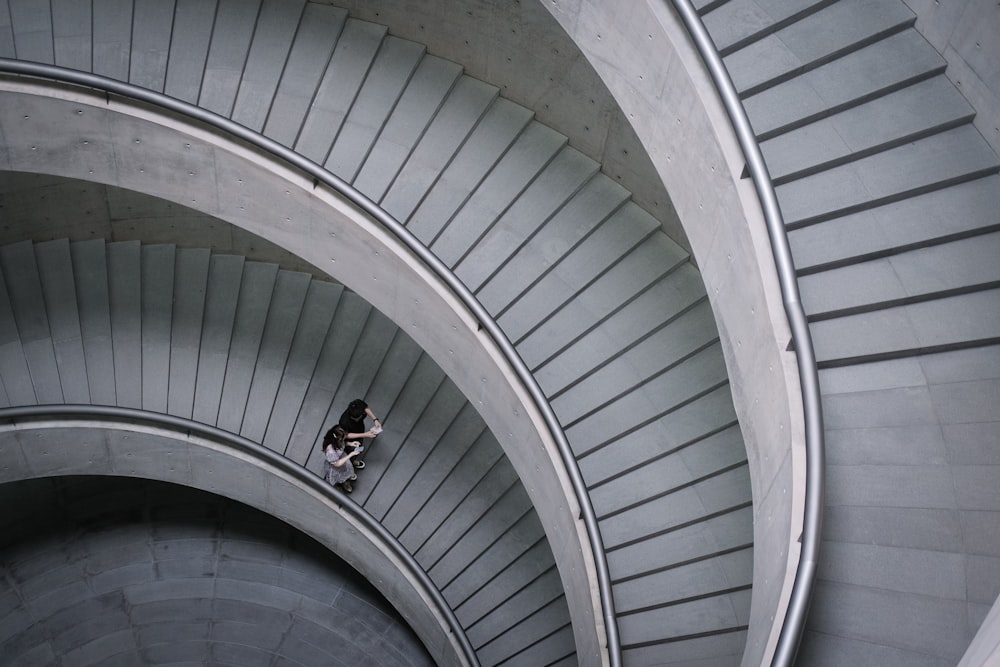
[
  {"left": 666, "top": 3, "right": 825, "bottom": 666},
  {"left": 0, "top": 403, "right": 478, "bottom": 665},
  {"left": 0, "top": 59, "right": 621, "bottom": 666}
]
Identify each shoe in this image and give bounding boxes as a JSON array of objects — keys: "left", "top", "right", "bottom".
[
  {"left": 341, "top": 481, "right": 353, "bottom": 493},
  {"left": 348, "top": 474, "right": 357, "bottom": 481},
  {"left": 354, "top": 460, "right": 365, "bottom": 469}
]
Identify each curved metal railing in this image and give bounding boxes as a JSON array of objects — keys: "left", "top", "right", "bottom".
[
  {"left": 0, "top": 59, "right": 621, "bottom": 666},
  {"left": 666, "top": 3, "right": 826, "bottom": 666},
  {"left": 0, "top": 403, "right": 478, "bottom": 665}
]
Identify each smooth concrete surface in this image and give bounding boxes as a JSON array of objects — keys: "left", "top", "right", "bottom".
[
  {"left": 0, "top": 475, "right": 432, "bottom": 667},
  {"left": 0, "top": 82, "right": 605, "bottom": 664},
  {"left": 537, "top": 1, "right": 806, "bottom": 664},
  {"left": 0, "top": 422, "right": 457, "bottom": 666}
]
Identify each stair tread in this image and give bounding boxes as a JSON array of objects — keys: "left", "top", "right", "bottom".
[
  {"left": 430, "top": 122, "right": 567, "bottom": 268},
  {"left": 380, "top": 77, "right": 499, "bottom": 223},
  {"left": 811, "top": 288, "right": 1000, "bottom": 365},
  {"left": 744, "top": 29, "right": 945, "bottom": 138},
  {"left": 725, "top": 0, "right": 915, "bottom": 94},
  {"left": 799, "top": 232, "right": 1000, "bottom": 318},
  {"left": 163, "top": 0, "right": 216, "bottom": 104},
  {"left": 230, "top": 0, "right": 304, "bottom": 133},
  {"left": 405, "top": 97, "right": 534, "bottom": 240},
  {"left": 199, "top": 0, "right": 260, "bottom": 117},
  {"left": 167, "top": 247, "right": 211, "bottom": 420},
  {"left": 703, "top": 0, "right": 830, "bottom": 54},
  {"left": 325, "top": 36, "right": 425, "bottom": 181},
  {"left": 35, "top": 240, "right": 89, "bottom": 404},
  {"left": 777, "top": 124, "right": 1000, "bottom": 227},
  {"left": 294, "top": 18, "right": 388, "bottom": 165},
  {"left": 763, "top": 76, "right": 974, "bottom": 182},
  {"left": 354, "top": 55, "right": 464, "bottom": 203},
  {"left": 140, "top": 244, "right": 176, "bottom": 413},
  {"left": 70, "top": 239, "right": 116, "bottom": 406},
  {"left": 241, "top": 270, "right": 312, "bottom": 442},
  {"left": 262, "top": 3, "right": 348, "bottom": 147},
  {"left": 107, "top": 241, "right": 142, "bottom": 409},
  {"left": 261, "top": 281, "right": 343, "bottom": 453}
]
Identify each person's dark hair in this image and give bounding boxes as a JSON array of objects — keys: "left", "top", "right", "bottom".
[
  {"left": 322, "top": 425, "right": 347, "bottom": 449},
  {"left": 347, "top": 398, "right": 367, "bottom": 419}
]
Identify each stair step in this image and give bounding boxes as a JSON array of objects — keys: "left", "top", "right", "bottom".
[
  {"left": 745, "top": 29, "right": 946, "bottom": 140},
  {"left": 778, "top": 124, "right": 1000, "bottom": 228},
  {"left": 70, "top": 239, "right": 116, "bottom": 406},
  {"left": 230, "top": 0, "right": 306, "bottom": 133},
  {"left": 199, "top": 0, "right": 261, "bottom": 117},
  {"left": 216, "top": 261, "right": 279, "bottom": 433},
  {"left": 608, "top": 503, "right": 754, "bottom": 581},
  {"left": 455, "top": 146, "right": 600, "bottom": 292},
  {"left": 35, "top": 239, "right": 89, "bottom": 404},
  {"left": 295, "top": 18, "right": 388, "bottom": 165},
  {"left": 326, "top": 36, "right": 426, "bottom": 182},
  {"left": 164, "top": 0, "right": 220, "bottom": 104},
  {"left": 404, "top": 97, "right": 534, "bottom": 240},
  {"left": 514, "top": 232, "right": 689, "bottom": 366},
  {"left": 430, "top": 122, "right": 567, "bottom": 267},
  {"left": 167, "top": 247, "right": 211, "bottom": 419},
  {"left": 591, "top": 424, "right": 746, "bottom": 515},
  {"left": 397, "top": 430, "right": 508, "bottom": 553},
  {"left": 354, "top": 55, "right": 464, "bottom": 202},
  {"left": 475, "top": 173, "right": 631, "bottom": 314},
  {"left": 763, "top": 76, "right": 975, "bottom": 183},
  {"left": 600, "top": 465, "right": 752, "bottom": 550},
  {"left": 262, "top": 3, "right": 348, "bottom": 147},
  {"left": 577, "top": 384, "right": 737, "bottom": 471},
  {"left": 544, "top": 272, "right": 713, "bottom": 414},
  {"left": 703, "top": 0, "right": 833, "bottom": 56},
  {"left": 284, "top": 290, "right": 371, "bottom": 463},
  {"left": 1, "top": 241, "right": 62, "bottom": 404},
  {"left": 568, "top": 343, "right": 732, "bottom": 469},
  {"left": 240, "top": 270, "right": 312, "bottom": 441},
  {"left": 725, "top": 0, "right": 915, "bottom": 96},
  {"left": 811, "top": 288, "right": 1000, "bottom": 366},
  {"left": 261, "top": 280, "right": 343, "bottom": 453},
  {"left": 380, "top": 77, "right": 500, "bottom": 222},
  {"left": 361, "top": 375, "right": 464, "bottom": 514},
  {"left": 9, "top": 0, "right": 54, "bottom": 64},
  {"left": 192, "top": 254, "right": 245, "bottom": 426},
  {"left": 0, "top": 263, "right": 34, "bottom": 406},
  {"left": 799, "top": 232, "right": 1000, "bottom": 320},
  {"left": 130, "top": 0, "right": 173, "bottom": 91},
  {"left": 140, "top": 244, "right": 176, "bottom": 413},
  {"left": 475, "top": 597, "right": 573, "bottom": 665},
  {"left": 458, "top": 546, "right": 561, "bottom": 628},
  {"left": 378, "top": 377, "right": 482, "bottom": 529},
  {"left": 789, "top": 175, "right": 1000, "bottom": 272}
]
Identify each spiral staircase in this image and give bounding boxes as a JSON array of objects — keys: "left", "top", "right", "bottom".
[{"left": 0, "top": 1, "right": 997, "bottom": 666}]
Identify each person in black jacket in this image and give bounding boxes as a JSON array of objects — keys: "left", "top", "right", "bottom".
[{"left": 337, "top": 398, "right": 381, "bottom": 470}]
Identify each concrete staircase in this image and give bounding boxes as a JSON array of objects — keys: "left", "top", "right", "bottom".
[
  {"left": 0, "top": 238, "right": 572, "bottom": 665},
  {"left": 0, "top": 1, "right": 753, "bottom": 664},
  {"left": 700, "top": 0, "right": 1000, "bottom": 664}
]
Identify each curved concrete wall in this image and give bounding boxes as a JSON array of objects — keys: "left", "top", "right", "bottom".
[
  {"left": 536, "top": 2, "right": 806, "bottom": 665},
  {"left": 0, "top": 80, "right": 605, "bottom": 662}
]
